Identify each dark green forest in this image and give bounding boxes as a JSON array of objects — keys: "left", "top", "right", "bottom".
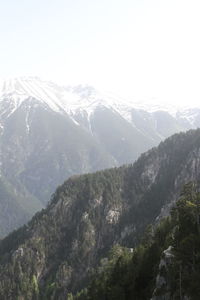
[
  {"left": 74, "top": 182, "right": 200, "bottom": 300},
  {"left": 0, "top": 130, "right": 200, "bottom": 299}
]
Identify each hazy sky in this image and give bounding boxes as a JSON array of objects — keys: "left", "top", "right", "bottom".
[{"left": 1, "top": 0, "right": 200, "bottom": 105}]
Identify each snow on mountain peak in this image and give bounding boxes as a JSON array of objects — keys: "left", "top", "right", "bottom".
[
  {"left": 0, "top": 77, "right": 66, "bottom": 113},
  {"left": 0, "top": 77, "right": 199, "bottom": 126},
  {"left": 0, "top": 77, "right": 125, "bottom": 120}
]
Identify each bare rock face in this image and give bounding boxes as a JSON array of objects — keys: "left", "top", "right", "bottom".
[
  {"left": 0, "top": 129, "right": 200, "bottom": 298},
  {"left": 1, "top": 77, "right": 200, "bottom": 236},
  {"left": 151, "top": 246, "right": 174, "bottom": 300}
]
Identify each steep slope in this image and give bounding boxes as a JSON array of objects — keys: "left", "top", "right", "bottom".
[
  {"left": 0, "top": 129, "right": 200, "bottom": 299},
  {"left": 0, "top": 175, "right": 42, "bottom": 237},
  {"left": 1, "top": 98, "right": 116, "bottom": 204},
  {"left": 78, "top": 182, "right": 200, "bottom": 300},
  {"left": 1, "top": 77, "right": 198, "bottom": 236},
  {"left": 89, "top": 106, "right": 155, "bottom": 164}
]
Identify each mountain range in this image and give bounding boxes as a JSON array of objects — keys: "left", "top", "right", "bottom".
[
  {"left": 0, "top": 77, "right": 200, "bottom": 236},
  {"left": 0, "top": 129, "right": 200, "bottom": 299}
]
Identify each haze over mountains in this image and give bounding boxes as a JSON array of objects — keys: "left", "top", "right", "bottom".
[
  {"left": 0, "top": 77, "right": 200, "bottom": 299},
  {"left": 0, "top": 129, "right": 200, "bottom": 299},
  {"left": 0, "top": 77, "right": 200, "bottom": 236}
]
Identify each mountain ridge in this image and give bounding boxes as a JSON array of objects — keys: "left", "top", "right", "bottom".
[
  {"left": 1, "top": 76, "right": 200, "bottom": 127},
  {"left": 0, "top": 129, "right": 200, "bottom": 298},
  {"left": 0, "top": 77, "right": 200, "bottom": 237}
]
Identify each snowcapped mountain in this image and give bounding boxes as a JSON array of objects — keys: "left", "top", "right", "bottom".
[
  {"left": 0, "top": 76, "right": 199, "bottom": 128},
  {"left": 0, "top": 76, "right": 199, "bottom": 236},
  {"left": 0, "top": 77, "right": 117, "bottom": 117}
]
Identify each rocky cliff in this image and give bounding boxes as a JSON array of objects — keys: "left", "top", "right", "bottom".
[{"left": 0, "top": 129, "right": 200, "bottom": 299}]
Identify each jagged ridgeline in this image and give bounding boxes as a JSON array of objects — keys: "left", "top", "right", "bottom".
[
  {"left": 0, "top": 129, "right": 200, "bottom": 299},
  {"left": 1, "top": 77, "right": 200, "bottom": 237}
]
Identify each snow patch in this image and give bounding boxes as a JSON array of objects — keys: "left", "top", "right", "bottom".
[{"left": 0, "top": 77, "right": 200, "bottom": 130}]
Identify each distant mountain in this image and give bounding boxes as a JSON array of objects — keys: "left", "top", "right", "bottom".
[
  {"left": 0, "top": 129, "right": 200, "bottom": 299},
  {"left": 0, "top": 77, "right": 200, "bottom": 235},
  {"left": 0, "top": 175, "right": 42, "bottom": 237}
]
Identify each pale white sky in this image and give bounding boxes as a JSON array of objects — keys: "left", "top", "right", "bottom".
[{"left": 0, "top": 0, "right": 200, "bottom": 106}]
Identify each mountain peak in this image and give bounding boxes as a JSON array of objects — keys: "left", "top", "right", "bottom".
[
  {"left": 0, "top": 77, "right": 120, "bottom": 118},
  {"left": 0, "top": 77, "right": 199, "bottom": 127},
  {"left": 0, "top": 77, "right": 70, "bottom": 114}
]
